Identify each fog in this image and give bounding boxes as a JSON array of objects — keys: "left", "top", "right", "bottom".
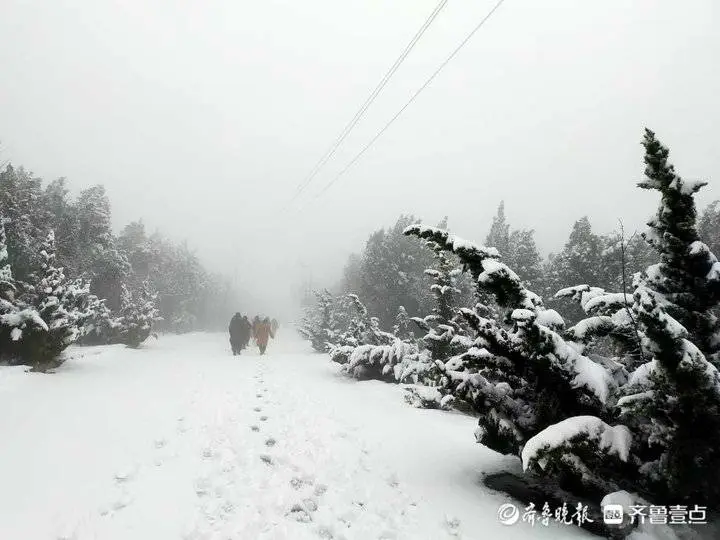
[{"left": 1, "top": 0, "right": 718, "bottom": 320}]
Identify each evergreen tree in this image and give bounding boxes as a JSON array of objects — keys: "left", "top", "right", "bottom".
[
  {"left": 546, "top": 217, "right": 606, "bottom": 324},
  {"left": 404, "top": 225, "right": 611, "bottom": 460},
  {"left": 354, "top": 215, "right": 435, "bottom": 328},
  {"left": 117, "top": 281, "right": 161, "bottom": 348},
  {"left": 42, "top": 178, "right": 79, "bottom": 275},
  {"left": 299, "top": 290, "right": 338, "bottom": 353},
  {"left": 699, "top": 201, "right": 720, "bottom": 256},
  {"left": 392, "top": 306, "right": 415, "bottom": 342},
  {"left": 13, "top": 230, "right": 88, "bottom": 368},
  {"left": 508, "top": 228, "right": 543, "bottom": 289},
  {"left": 0, "top": 216, "right": 48, "bottom": 364},
  {"left": 75, "top": 293, "right": 121, "bottom": 345},
  {"left": 635, "top": 129, "right": 720, "bottom": 366},
  {"left": 0, "top": 165, "right": 50, "bottom": 280},
  {"left": 526, "top": 130, "right": 720, "bottom": 510},
  {"left": 599, "top": 230, "right": 657, "bottom": 293},
  {"left": 411, "top": 241, "right": 467, "bottom": 364},
  {"left": 485, "top": 201, "right": 511, "bottom": 258},
  {"left": 613, "top": 130, "right": 720, "bottom": 506},
  {"left": 0, "top": 216, "right": 16, "bottom": 301}
]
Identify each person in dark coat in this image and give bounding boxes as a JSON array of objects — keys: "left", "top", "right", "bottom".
[
  {"left": 229, "top": 312, "right": 245, "bottom": 355},
  {"left": 270, "top": 318, "right": 279, "bottom": 338},
  {"left": 240, "top": 316, "right": 252, "bottom": 350}
]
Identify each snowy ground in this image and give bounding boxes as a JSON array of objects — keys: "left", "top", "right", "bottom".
[{"left": 0, "top": 331, "right": 594, "bottom": 540}]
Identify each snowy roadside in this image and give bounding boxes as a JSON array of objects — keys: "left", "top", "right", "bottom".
[{"left": 0, "top": 332, "right": 593, "bottom": 540}]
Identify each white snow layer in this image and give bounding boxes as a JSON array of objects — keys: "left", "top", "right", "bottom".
[
  {"left": 0, "top": 332, "right": 592, "bottom": 540},
  {"left": 521, "top": 416, "right": 632, "bottom": 471},
  {"left": 535, "top": 309, "right": 564, "bottom": 329}
]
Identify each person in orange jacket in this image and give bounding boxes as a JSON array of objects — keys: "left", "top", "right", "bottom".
[{"left": 255, "top": 317, "right": 274, "bottom": 355}]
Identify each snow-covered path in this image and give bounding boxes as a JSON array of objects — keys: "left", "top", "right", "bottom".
[{"left": 0, "top": 332, "right": 591, "bottom": 540}]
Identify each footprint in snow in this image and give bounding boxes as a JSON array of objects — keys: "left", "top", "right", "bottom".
[
  {"left": 254, "top": 407, "right": 262, "bottom": 412},
  {"left": 445, "top": 515, "right": 461, "bottom": 536},
  {"left": 260, "top": 454, "right": 273, "bottom": 465},
  {"left": 287, "top": 503, "right": 313, "bottom": 523},
  {"left": 251, "top": 425, "right": 260, "bottom": 432},
  {"left": 260, "top": 415, "right": 268, "bottom": 421},
  {"left": 265, "top": 437, "right": 277, "bottom": 447},
  {"left": 114, "top": 465, "right": 138, "bottom": 483},
  {"left": 99, "top": 491, "right": 134, "bottom": 515},
  {"left": 290, "top": 476, "right": 312, "bottom": 490},
  {"left": 316, "top": 526, "right": 335, "bottom": 539},
  {"left": 154, "top": 438, "right": 167, "bottom": 449},
  {"left": 194, "top": 477, "right": 211, "bottom": 497}
]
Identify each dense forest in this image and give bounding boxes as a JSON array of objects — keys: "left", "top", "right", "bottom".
[
  {"left": 299, "top": 129, "right": 720, "bottom": 533},
  {"left": 0, "top": 164, "right": 243, "bottom": 368}
]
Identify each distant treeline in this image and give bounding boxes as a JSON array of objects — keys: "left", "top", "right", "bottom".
[{"left": 0, "top": 163, "right": 243, "bottom": 367}]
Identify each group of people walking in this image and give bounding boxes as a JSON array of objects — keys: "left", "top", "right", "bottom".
[{"left": 228, "top": 314, "right": 279, "bottom": 356}]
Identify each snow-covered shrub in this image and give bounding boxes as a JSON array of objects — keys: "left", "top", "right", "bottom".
[
  {"left": 117, "top": 281, "right": 161, "bottom": 348},
  {"left": 521, "top": 416, "right": 634, "bottom": 500},
  {"left": 341, "top": 338, "right": 424, "bottom": 382}
]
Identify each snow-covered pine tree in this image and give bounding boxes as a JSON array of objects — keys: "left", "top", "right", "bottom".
[
  {"left": 0, "top": 218, "right": 48, "bottom": 364},
  {"left": 0, "top": 165, "right": 51, "bottom": 281},
  {"left": 403, "top": 225, "right": 613, "bottom": 461},
  {"left": 343, "top": 293, "right": 370, "bottom": 345},
  {"left": 13, "top": 230, "right": 88, "bottom": 368},
  {"left": 599, "top": 230, "right": 657, "bottom": 293},
  {"left": 74, "top": 290, "right": 122, "bottom": 345},
  {"left": 0, "top": 216, "right": 16, "bottom": 302},
  {"left": 507, "top": 229, "right": 543, "bottom": 290},
  {"left": 392, "top": 306, "right": 415, "bottom": 343},
  {"left": 1, "top": 216, "right": 22, "bottom": 360},
  {"left": 298, "top": 289, "right": 338, "bottom": 353},
  {"left": 545, "top": 217, "right": 607, "bottom": 324},
  {"left": 524, "top": 130, "right": 720, "bottom": 510},
  {"left": 485, "top": 202, "right": 511, "bottom": 259},
  {"left": 614, "top": 129, "right": 720, "bottom": 507},
  {"left": 635, "top": 129, "right": 720, "bottom": 367},
  {"left": 699, "top": 200, "right": 720, "bottom": 256},
  {"left": 117, "top": 280, "right": 160, "bottom": 348},
  {"left": 411, "top": 241, "right": 468, "bottom": 366}
]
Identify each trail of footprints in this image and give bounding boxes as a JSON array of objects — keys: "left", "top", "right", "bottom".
[
  {"left": 249, "top": 368, "right": 330, "bottom": 528},
  {"left": 95, "top": 414, "right": 190, "bottom": 522},
  {"left": 59, "top": 365, "right": 461, "bottom": 539}
]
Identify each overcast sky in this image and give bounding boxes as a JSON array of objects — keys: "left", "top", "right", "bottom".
[{"left": 1, "top": 0, "right": 719, "bottom": 317}]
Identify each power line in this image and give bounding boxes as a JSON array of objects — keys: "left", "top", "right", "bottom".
[
  {"left": 312, "top": 0, "right": 506, "bottom": 201},
  {"left": 287, "top": 0, "right": 449, "bottom": 207}
]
